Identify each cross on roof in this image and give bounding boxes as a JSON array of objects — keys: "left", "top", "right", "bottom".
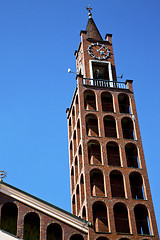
[
  {"left": 0, "top": 170, "right": 7, "bottom": 181},
  {"left": 86, "top": 4, "right": 92, "bottom": 18}
]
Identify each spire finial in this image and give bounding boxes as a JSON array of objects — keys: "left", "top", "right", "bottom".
[{"left": 86, "top": 4, "right": 92, "bottom": 18}]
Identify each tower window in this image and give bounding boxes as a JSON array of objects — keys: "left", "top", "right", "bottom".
[
  {"left": 76, "top": 95, "right": 79, "bottom": 117},
  {"left": 114, "top": 203, "right": 130, "bottom": 234},
  {"left": 84, "top": 90, "right": 96, "bottom": 111},
  {"left": 69, "top": 117, "right": 72, "bottom": 139},
  {"left": 86, "top": 114, "right": 99, "bottom": 137},
  {"left": 110, "top": 170, "right": 125, "bottom": 198},
  {"left": 104, "top": 116, "right": 117, "bottom": 138},
  {"left": 101, "top": 91, "right": 114, "bottom": 112},
  {"left": 82, "top": 206, "right": 86, "bottom": 220},
  {"left": 77, "top": 119, "right": 81, "bottom": 144},
  {"left": 90, "top": 169, "right": 105, "bottom": 197},
  {"left": 80, "top": 174, "right": 85, "bottom": 204},
  {"left": 75, "top": 156, "right": 78, "bottom": 183},
  {"left": 92, "top": 62, "right": 109, "bottom": 80},
  {"left": 107, "top": 141, "right": 121, "bottom": 166},
  {"left": 76, "top": 185, "right": 80, "bottom": 214},
  {"left": 129, "top": 172, "right": 144, "bottom": 200},
  {"left": 88, "top": 140, "right": 102, "bottom": 165},
  {"left": 118, "top": 93, "right": 131, "bottom": 114},
  {"left": 125, "top": 143, "right": 139, "bottom": 168},
  {"left": 89, "top": 60, "right": 113, "bottom": 82},
  {"left": 72, "top": 195, "right": 76, "bottom": 215},
  {"left": 93, "top": 202, "right": 109, "bottom": 233},
  {"left": 72, "top": 107, "right": 75, "bottom": 128},
  {"left": 121, "top": 117, "right": 134, "bottom": 140},
  {"left": 71, "top": 167, "right": 74, "bottom": 192},
  {"left": 134, "top": 204, "right": 151, "bottom": 235},
  {"left": 73, "top": 130, "right": 77, "bottom": 153},
  {"left": 70, "top": 141, "right": 73, "bottom": 165},
  {"left": 78, "top": 145, "right": 82, "bottom": 173}
]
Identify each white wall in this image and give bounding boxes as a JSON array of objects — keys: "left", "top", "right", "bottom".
[{"left": 0, "top": 230, "right": 23, "bottom": 240}]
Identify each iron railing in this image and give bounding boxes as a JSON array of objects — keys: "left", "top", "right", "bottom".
[{"left": 83, "top": 78, "right": 127, "bottom": 89}]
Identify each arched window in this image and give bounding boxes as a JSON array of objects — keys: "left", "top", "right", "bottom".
[
  {"left": 72, "top": 107, "right": 75, "bottom": 128},
  {"left": 129, "top": 172, "right": 144, "bottom": 199},
  {"left": 76, "top": 185, "right": 80, "bottom": 214},
  {"left": 72, "top": 195, "right": 76, "bottom": 215},
  {"left": 79, "top": 145, "right": 82, "bottom": 173},
  {"left": 76, "top": 95, "right": 79, "bottom": 118},
  {"left": 82, "top": 206, "right": 86, "bottom": 221},
  {"left": 90, "top": 169, "right": 105, "bottom": 197},
  {"left": 110, "top": 170, "right": 125, "bottom": 198},
  {"left": 75, "top": 157, "right": 78, "bottom": 183},
  {"left": 1, "top": 202, "right": 18, "bottom": 235},
  {"left": 77, "top": 119, "right": 80, "bottom": 144},
  {"left": 23, "top": 212, "right": 40, "bottom": 240},
  {"left": 92, "top": 202, "right": 109, "bottom": 233},
  {"left": 134, "top": 204, "right": 151, "bottom": 235},
  {"left": 70, "top": 234, "right": 84, "bottom": 240},
  {"left": 125, "top": 143, "right": 139, "bottom": 168},
  {"left": 80, "top": 174, "right": 85, "bottom": 204},
  {"left": 121, "top": 117, "right": 134, "bottom": 139},
  {"left": 107, "top": 141, "right": 121, "bottom": 166},
  {"left": 73, "top": 130, "right": 77, "bottom": 152},
  {"left": 71, "top": 167, "right": 74, "bottom": 192},
  {"left": 114, "top": 203, "right": 130, "bottom": 234},
  {"left": 69, "top": 117, "right": 72, "bottom": 139},
  {"left": 118, "top": 93, "right": 130, "bottom": 114},
  {"left": 104, "top": 116, "right": 117, "bottom": 138},
  {"left": 86, "top": 114, "right": 99, "bottom": 136},
  {"left": 84, "top": 90, "right": 96, "bottom": 111},
  {"left": 88, "top": 140, "right": 102, "bottom": 165},
  {"left": 47, "top": 223, "right": 62, "bottom": 240},
  {"left": 101, "top": 91, "right": 114, "bottom": 112},
  {"left": 70, "top": 141, "right": 73, "bottom": 165}
]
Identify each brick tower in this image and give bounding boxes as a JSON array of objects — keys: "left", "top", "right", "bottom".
[{"left": 66, "top": 8, "right": 159, "bottom": 240}]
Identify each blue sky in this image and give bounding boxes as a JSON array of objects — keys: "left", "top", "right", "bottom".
[{"left": 0, "top": 0, "right": 160, "bottom": 232}]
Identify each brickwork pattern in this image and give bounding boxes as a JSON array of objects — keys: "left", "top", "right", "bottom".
[
  {"left": 67, "top": 30, "right": 159, "bottom": 240},
  {"left": 0, "top": 192, "right": 88, "bottom": 240}
]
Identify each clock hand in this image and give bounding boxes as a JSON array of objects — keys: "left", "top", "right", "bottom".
[{"left": 97, "top": 46, "right": 104, "bottom": 52}]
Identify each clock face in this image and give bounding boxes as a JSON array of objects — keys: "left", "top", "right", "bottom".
[{"left": 87, "top": 42, "right": 110, "bottom": 60}]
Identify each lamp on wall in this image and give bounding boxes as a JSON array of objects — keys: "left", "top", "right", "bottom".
[{"left": 68, "top": 68, "right": 76, "bottom": 74}]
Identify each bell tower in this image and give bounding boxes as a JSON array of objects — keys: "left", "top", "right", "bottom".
[{"left": 66, "top": 8, "right": 159, "bottom": 240}]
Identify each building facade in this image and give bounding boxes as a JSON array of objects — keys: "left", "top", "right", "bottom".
[
  {"left": 0, "top": 181, "right": 89, "bottom": 239},
  {"left": 66, "top": 11, "right": 159, "bottom": 240}
]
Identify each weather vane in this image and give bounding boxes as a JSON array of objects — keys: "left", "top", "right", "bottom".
[
  {"left": 86, "top": 4, "right": 92, "bottom": 18},
  {"left": 0, "top": 171, "right": 7, "bottom": 181}
]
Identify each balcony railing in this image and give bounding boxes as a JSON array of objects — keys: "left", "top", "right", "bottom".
[{"left": 83, "top": 78, "right": 127, "bottom": 89}]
